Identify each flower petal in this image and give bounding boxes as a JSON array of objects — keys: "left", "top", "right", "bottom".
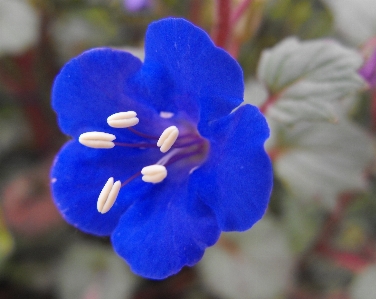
[
  {"left": 111, "top": 169, "right": 220, "bottom": 279},
  {"left": 52, "top": 48, "right": 167, "bottom": 139},
  {"left": 133, "top": 18, "right": 244, "bottom": 126},
  {"left": 194, "top": 104, "right": 273, "bottom": 231},
  {"left": 51, "top": 141, "right": 164, "bottom": 236}
]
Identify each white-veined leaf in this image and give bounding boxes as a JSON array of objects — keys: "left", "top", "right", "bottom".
[
  {"left": 257, "top": 37, "right": 365, "bottom": 123},
  {"left": 350, "top": 265, "right": 376, "bottom": 299},
  {"left": 57, "top": 241, "right": 139, "bottom": 299},
  {"left": 198, "top": 217, "right": 293, "bottom": 299},
  {"left": 270, "top": 118, "right": 374, "bottom": 209},
  {"left": 321, "top": 0, "right": 376, "bottom": 46}
]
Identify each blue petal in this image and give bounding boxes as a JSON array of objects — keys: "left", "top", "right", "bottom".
[
  {"left": 111, "top": 166, "right": 220, "bottom": 279},
  {"left": 194, "top": 105, "right": 273, "bottom": 231},
  {"left": 133, "top": 18, "right": 244, "bottom": 127},
  {"left": 51, "top": 141, "right": 165, "bottom": 236},
  {"left": 52, "top": 48, "right": 170, "bottom": 139}
]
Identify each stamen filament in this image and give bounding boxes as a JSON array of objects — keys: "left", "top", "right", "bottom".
[
  {"left": 173, "top": 139, "right": 205, "bottom": 148},
  {"left": 118, "top": 149, "right": 183, "bottom": 187},
  {"left": 127, "top": 127, "right": 159, "bottom": 140},
  {"left": 117, "top": 144, "right": 206, "bottom": 189},
  {"left": 176, "top": 133, "right": 199, "bottom": 140},
  {"left": 165, "top": 147, "right": 205, "bottom": 167},
  {"left": 121, "top": 171, "right": 141, "bottom": 187},
  {"left": 114, "top": 142, "right": 158, "bottom": 148}
]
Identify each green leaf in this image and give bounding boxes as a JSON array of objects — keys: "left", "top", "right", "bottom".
[
  {"left": 270, "top": 118, "right": 374, "bottom": 209},
  {"left": 282, "top": 193, "right": 323, "bottom": 254},
  {"left": 257, "top": 37, "right": 365, "bottom": 123},
  {"left": 51, "top": 8, "right": 119, "bottom": 62},
  {"left": 198, "top": 217, "right": 293, "bottom": 299},
  {"left": 57, "top": 241, "right": 139, "bottom": 299},
  {"left": 0, "top": 214, "right": 13, "bottom": 268},
  {"left": 322, "top": 0, "right": 376, "bottom": 45},
  {"left": 350, "top": 265, "right": 376, "bottom": 299}
]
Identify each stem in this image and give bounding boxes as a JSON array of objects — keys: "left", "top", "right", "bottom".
[
  {"left": 22, "top": 96, "right": 54, "bottom": 150},
  {"left": 267, "top": 147, "right": 284, "bottom": 162},
  {"left": 259, "top": 93, "right": 280, "bottom": 114},
  {"left": 362, "top": 37, "right": 376, "bottom": 56},
  {"left": 228, "top": 37, "right": 243, "bottom": 59},
  {"left": 315, "top": 245, "right": 370, "bottom": 272},
  {"left": 314, "top": 194, "right": 354, "bottom": 250},
  {"left": 212, "top": 0, "right": 231, "bottom": 48},
  {"left": 217, "top": 235, "right": 241, "bottom": 255},
  {"left": 291, "top": 194, "right": 361, "bottom": 297},
  {"left": 231, "top": 0, "right": 253, "bottom": 24},
  {"left": 311, "top": 194, "right": 375, "bottom": 272},
  {"left": 188, "top": 0, "right": 202, "bottom": 25}
]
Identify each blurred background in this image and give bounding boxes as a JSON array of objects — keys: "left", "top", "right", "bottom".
[{"left": 1, "top": 0, "right": 376, "bottom": 298}]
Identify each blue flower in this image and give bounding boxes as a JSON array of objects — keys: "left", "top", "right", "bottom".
[{"left": 51, "top": 18, "right": 272, "bottom": 279}]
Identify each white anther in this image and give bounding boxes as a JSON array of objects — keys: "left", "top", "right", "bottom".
[
  {"left": 79, "top": 132, "right": 115, "bottom": 149},
  {"left": 107, "top": 111, "right": 139, "bottom": 128},
  {"left": 141, "top": 165, "right": 167, "bottom": 183},
  {"left": 157, "top": 126, "right": 179, "bottom": 153},
  {"left": 159, "top": 111, "right": 174, "bottom": 119},
  {"left": 97, "top": 177, "right": 121, "bottom": 214}
]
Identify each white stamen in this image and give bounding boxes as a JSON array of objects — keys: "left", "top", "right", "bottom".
[
  {"left": 97, "top": 178, "right": 121, "bottom": 214},
  {"left": 157, "top": 126, "right": 179, "bottom": 153},
  {"left": 79, "top": 132, "right": 115, "bottom": 149},
  {"left": 107, "top": 111, "right": 139, "bottom": 128},
  {"left": 141, "top": 165, "right": 167, "bottom": 183},
  {"left": 157, "top": 126, "right": 175, "bottom": 147},
  {"left": 159, "top": 111, "right": 174, "bottom": 119}
]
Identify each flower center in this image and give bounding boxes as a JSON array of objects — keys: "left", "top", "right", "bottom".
[{"left": 79, "top": 111, "right": 209, "bottom": 214}]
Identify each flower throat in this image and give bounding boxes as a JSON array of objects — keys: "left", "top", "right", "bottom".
[{"left": 78, "top": 110, "right": 209, "bottom": 214}]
